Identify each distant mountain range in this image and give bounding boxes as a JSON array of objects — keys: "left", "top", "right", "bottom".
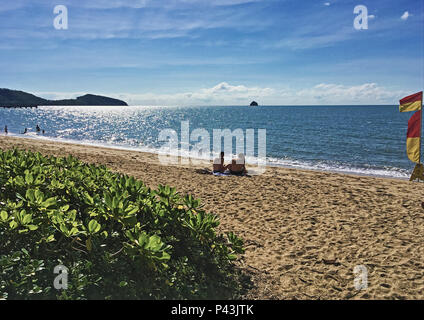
[{"left": 0, "top": 89, "right": 128, "bottom": 106}]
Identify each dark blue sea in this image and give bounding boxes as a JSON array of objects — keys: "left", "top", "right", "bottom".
[{"left": 0, "top": 105, "right": 417, "bottom": 178}]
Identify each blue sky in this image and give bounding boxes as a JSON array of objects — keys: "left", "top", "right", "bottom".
[{"left": 0, "top": 0, "right": 422, "bottom": 105}]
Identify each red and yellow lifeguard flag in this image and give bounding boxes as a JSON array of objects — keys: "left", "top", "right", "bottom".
[
  {"left": 399, "top": 91, "right": 423, "bottom": 163},
  {"left": 406, "top": 110, "right": 422, "bottom": 163},
  {"left": 399, "top": 92, "right": 423, "bottom": 163},
  {"left": 399, "top": 91, "right": 422, "bottom": 112}
]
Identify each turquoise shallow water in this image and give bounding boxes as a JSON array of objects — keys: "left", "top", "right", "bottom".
[{"left": 0, "top": 105, "right": 417, "bottom": 178}]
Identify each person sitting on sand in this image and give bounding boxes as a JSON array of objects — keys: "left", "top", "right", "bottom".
[
  {"left": 22, "top": 128, "right": 28, "bottom": 134},
  {"left": 213, "top": 152, "right": 226, "bottom": 173},
  {"left": 36, "top": 125, "right": 41, "bottom": 132},
  {"left": 226, "top": 153, "right": 247, "bottom": 176}
]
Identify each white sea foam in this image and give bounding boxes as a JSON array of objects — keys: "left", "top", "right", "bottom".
[{"left": 266, "top": 156, "right": 410, "bottom": 179}]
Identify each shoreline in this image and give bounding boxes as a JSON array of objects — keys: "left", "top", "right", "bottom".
[
  {"left": 0, "top": 133, "right": 410, "bottom": 180},
  {"left": 1, "top": 135, "right": 424, "bottom": 299}
]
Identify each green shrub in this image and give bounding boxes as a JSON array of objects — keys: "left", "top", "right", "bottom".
[{"left": 0, "top": 149, "right": 245, "bottom": 300}]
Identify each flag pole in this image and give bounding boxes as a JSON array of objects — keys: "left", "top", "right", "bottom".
[
  {"left": 421, "top": 92, "right": 423, "bottom": 164},
  {"left": 419, "top": 93, "right": 423, "bottom": 182}
]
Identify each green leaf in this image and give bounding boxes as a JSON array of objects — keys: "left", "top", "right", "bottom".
[
  {"left": 88, "top": 219, "right": 101, "bottom": 234},
  {"left": 84, "top": 193, "right": 94, "bottom": 205},
  {"left": 70, "top": 227, "right": 79, "bottom": 236},
  {"left": 104, "top": 192, "right": 112, "bottom": 208},
  {"left": 9, "top": 221, "right": 18, "bottom": 229},
  {"left": 125, "top": 206, "right": 139, "bottom": 215},
  {"left": 45, "top": 234, "right": 55, "bottom": 242},
  {"left": 137, "top": 233, "right": 148, "bottom": 246},
  {"left": 228, "top": 254, "right": 238, "bottom": 260},
  {"left": 146, "top": 235, "right": 163, "bottom": 251},
  {"left": 42, "top": 197, "right": 57, "bottom": 208},
  {"left": 60, "top": 224, "right": 69, "bottom": 234},
  {"left": 157, "top": 251, "right": 171, "bottom": 261},
  {"left": 25, "top": 172, "right": 34, "bottom": 184},
  {"left": 14, "top": 176, "right": 25, "bottom": 186},
  {"left": 0, "top": 211, "right": 8, "bottom": 221},
  {"left": 26, "top": 189, "right": 35, "bottom": 202},
  {"left": 34, "top": 189, "right": 44, "bottom": 203},
  {"left": 22, "top": 214, "right": 32, "bottom": 225},
  {"left": 125, "top": 230, "right": 135, "bottom": 241}
]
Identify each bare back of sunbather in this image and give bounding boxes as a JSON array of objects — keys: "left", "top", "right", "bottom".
[
  {"left": 227, "top": 159, "right": 246, "bottom": 175},
  {"left": 213, "top": 152, "right": 226, "bottom": 173}
]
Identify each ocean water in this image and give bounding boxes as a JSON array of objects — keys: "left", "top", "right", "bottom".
[{"left": 0, "top": 105, "right": 417, "bottom": 179}]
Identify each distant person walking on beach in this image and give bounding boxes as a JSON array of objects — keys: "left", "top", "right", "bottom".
[
  {"left": 22, "top": 128, "right": 28, "bottom": 134},
  {"left": 36, "top": 124, "right": 41, "bottom": 132},
  {"left": 4, "top": 125, "right": 8, "bottom": 135}
]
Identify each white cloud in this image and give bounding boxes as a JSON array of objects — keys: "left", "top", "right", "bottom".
[
  {"left": 401, "top": 11, "right": 410, "bottom": 20},
  {"left": 81, "top": 0, "right": 149, "bottom": 9},
  {"left": 275, "top": 26, "right": 354, "bottom": 50},
  {"left": 36, "top": 82, "right": 407, "bottom": 106},
  {"left": 203, "top": 82, "right": 273, "bottom": 95},
  {"left": 368, "top": 14, "right": 375, "bottom": 20},
  {"left": 123, "top": 82, "right": 274, "bottom": 105},
  {"left": 0, "top": 0, "right": 270, "bottom": 42},
  {"left": 37, "top": 82, "right": 275, "bottom": 106},
  {"left": 79, "top": 0, "right": 260, "bottom": 9},
  {"left": 294, "top": 83, "right": 407, "bottom": 105},
  {"left": 323, "top": 2, "right": 330, "bottom": 6}
]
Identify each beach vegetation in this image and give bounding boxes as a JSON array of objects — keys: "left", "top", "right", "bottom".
[{"left": 0, "top": 149, "right": 246, "bottom": 299}]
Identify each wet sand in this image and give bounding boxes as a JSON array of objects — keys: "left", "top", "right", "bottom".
[{"left": 1, "top": 135, "right": 424, "bottom": 299}]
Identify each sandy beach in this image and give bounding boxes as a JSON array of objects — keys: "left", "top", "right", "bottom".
[{"left": 1, "top": 135, "right": 424, "bottom": 300}]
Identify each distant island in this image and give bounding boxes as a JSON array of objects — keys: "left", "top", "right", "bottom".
[
  {"left": 250, "top": 101, "right": 258, "bottom": 106},
  {"left": 0, "top": 88, "right": 128, "bottom": 107}
]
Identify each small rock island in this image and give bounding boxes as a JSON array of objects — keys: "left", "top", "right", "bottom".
[{"left": 250, "top": 101, "right": 259, "bottom": 106}]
